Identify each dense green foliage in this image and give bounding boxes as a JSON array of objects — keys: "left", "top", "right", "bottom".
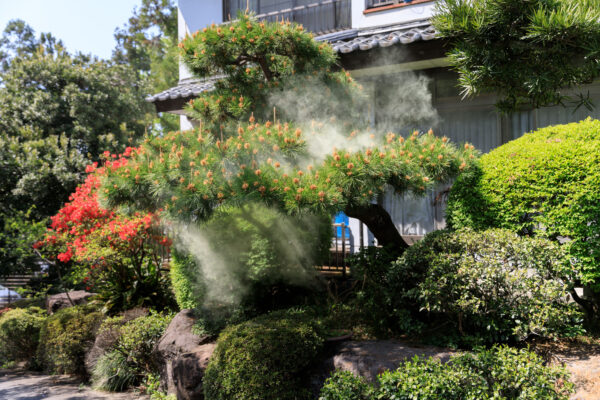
[
  {"left": 0, "top": 208, "right": 46, "bottom": 276},
  {"left": 113, "top": 0, "right": 180, "bottom": 133},
  {"left": 398, "top": 229, "right": 583, "bottom": 343},
  {"left": 433, "top": 0, "right": 600, "bottom": 112},
  {"left": 37, "top": 304, "right": 104, "bottom": 377},
  {"left": 0, "top": 306, "right": 46, "bottom": 365},
  {"left": 203, "top": 309, "right": 324, "bottom": 400},
  {"left": 320, "top": 346, "right": 574, "bottom": 400},
  {"left": 447, "top": 119, "right": 600, "bottom": 304},
  {"left": 92, "top": 312, "right": 172, "bottom": 391},
  {"left": 349, "top": 229, "right": 582, "bottom": 344},
  {"left": 170, "top": 249, "right": 203, "bottom": 310}
]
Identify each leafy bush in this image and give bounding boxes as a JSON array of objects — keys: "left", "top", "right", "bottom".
[
  {"left": 446, "top": 119, "right": 600, "bottom": 300},
  {"left": 398, "top": 229, "right": 583, "bottom": 343},
  {"left": 37, "top": 304, "right": 104, "bottom": 377},
  {"left": 0, "top": 306, "right": 46, "bottom": 365},
  {"left": 203, "top": 309, "right": 324, "bottom": 400},
  {"left": 92, "top": 311, "right": 172, "bottom": 391},
  {"left": 349, "top": 246, "right": 422, "bottom": 335},
  {"left": 319, "top": 370, "right": 373, "bottom": 400},
  {"left": 320, "top": 346, "right": 574, "bottom": 400}
]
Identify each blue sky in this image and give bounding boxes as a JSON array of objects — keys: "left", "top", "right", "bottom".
[{"left": 0, "top": 0, "right": 144, "bottom": 59}]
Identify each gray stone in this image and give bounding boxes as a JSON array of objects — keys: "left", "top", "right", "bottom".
[
  {"left": 325, "top": 340, "right": 455, "bottom": 382},
  {"left": 171, "top": 344, "right": 216, "bottom": 400},
  {"left": 45, "top": 291, "right": 96, "bottom": 314},
  {"left": 153, "top": 310, "right": 212, "bottom": 397},
  {"left": 85, "top": 308, "right": 148, "bottom": 376}
]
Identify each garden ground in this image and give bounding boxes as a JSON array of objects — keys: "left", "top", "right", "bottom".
[
  {"left": 1, "top": 339, "right": 599, "bottom": 400},
  {"left": 0, "top": 369, "right": 147, "bottom": 400}
]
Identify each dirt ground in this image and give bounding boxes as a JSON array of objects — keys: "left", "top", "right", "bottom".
[
  {"left": 0, "top": 369, "right": 148, "bottom": 400},
  {"left": 532, "top": 338, "right": 600, "bottom": 400}
]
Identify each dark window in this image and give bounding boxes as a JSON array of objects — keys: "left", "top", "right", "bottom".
[
  {"left": 366, "top": 0, "right": 405, "bottom": 8},
  {"left": 223, "top": 0, "right": 351, "bottom": 35}
]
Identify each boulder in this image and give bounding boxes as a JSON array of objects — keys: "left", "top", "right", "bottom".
[
  {"left": 46, "top": 290, "right": 96, "bottom": 314},
  {"left": 324, "top": 340, "right": 455, "bottom": 382},
  {"left": 85, "top": 308, "right": 148, "bottom": 376},
  {"left": 171, "top": 343, "right": 216, "bottom": 400},
  {"left": 153, "top": 309, "right": 212, "bottom": 397}
]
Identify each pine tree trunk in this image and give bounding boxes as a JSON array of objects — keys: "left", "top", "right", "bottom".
[{"left": 345, "top": 203, "right": 408, "bottom": 252}]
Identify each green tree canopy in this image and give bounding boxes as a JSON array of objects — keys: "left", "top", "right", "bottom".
[
  {"left": 0, "top": 21, "right": 153, "bottom": 276},
  {"left": 433, "top": 0, "right": 600, "bottom": 112}
]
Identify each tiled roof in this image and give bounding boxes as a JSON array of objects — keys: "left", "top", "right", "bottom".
[
  {"left": 146, "top": 79, "right": 215, "bottom": 103},
  {"left": 329, "top": 22, "right": 436, "bottom": 54},
  {"left": 147, "top": 20, "right": 437, "bottom": 104}
]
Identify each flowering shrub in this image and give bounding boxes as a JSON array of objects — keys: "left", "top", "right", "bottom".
[{"left": 38, "top": 160, "right": 175, "bottom": 312}]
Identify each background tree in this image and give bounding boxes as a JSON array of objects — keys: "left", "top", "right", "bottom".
[
  {"left": 0, "top": 21, "right": 152, "bottom": 276},
  {"left": 113, "top": 0, "right": 180, "bottom": 133},
  {"left": 433, "top": 0, "right": 600, "bottom": 112}
]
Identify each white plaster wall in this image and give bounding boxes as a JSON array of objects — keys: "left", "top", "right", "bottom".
[
  {"left": 178, "top": 0, "right": 223, "bottom": 82},
  {"left": 351, "top": 0, "right": 436, "bottom": 30}
]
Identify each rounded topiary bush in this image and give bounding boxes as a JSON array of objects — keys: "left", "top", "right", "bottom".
[
  {"left": 446, "top": 118, "right": 600, "bottom": 291},
  {"left": 203, "top": 309, "right": 324, "bottom": 400},
  {"left": 0, "top": 306, "right": 46, "bottom": 366}
]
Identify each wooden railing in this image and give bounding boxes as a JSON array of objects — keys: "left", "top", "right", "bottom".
[{"left": 318, "top": 222, "right": 351, "bottom": 278}]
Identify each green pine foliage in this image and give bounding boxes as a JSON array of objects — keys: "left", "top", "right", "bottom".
[
  {"left": 100, "top": 121, "right": 477, "bottom": 223},
  {"left": 179, "top": 12, "right": 364, "bottom": 128},
  {"left": 433, "top": 0, "right": 600, "bottom": 112}
]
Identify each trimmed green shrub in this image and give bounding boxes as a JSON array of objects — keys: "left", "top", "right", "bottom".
[
  {"left": 172, "top": 203, "right": 331, "bottom": 324},
  {"left": 320, "top": 346, "right": 574, "bottom": 400},
  {"left": 203, "top": 309, "right": 324, "bottom": 400},
  {"left": 37, "top": 304, "right": 104, "bottom": 377},
  {"left": 171, "top": 249, "right": 204, "bottom": 310},
  {"left": 92, "top": 311, "right": 172, "bottom": 391},
  {"left": 0, "top": 306, "right": 46, "bottom": 365},
  {"left": 446, "top": 118, "right": 600, "bottom": 292},
  {"left": 396, "top": 229, "right": 583, "bottom": 344}
]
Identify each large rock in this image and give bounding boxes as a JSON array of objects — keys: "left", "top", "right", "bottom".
[
  {"left": 85, "top": 308, "right": 148, "bottom": 376},
  {"left": 328, "top": 340, "right": 455, "bottom": 381},
  {"left": 46, "top": 291, "right": 96, "bottom": 314},
  {"left": 153, "top": 309, "right": 212, "bottom": 397},
  {"left": 171, "top": 343, "right": 216, "bottom": 400}
]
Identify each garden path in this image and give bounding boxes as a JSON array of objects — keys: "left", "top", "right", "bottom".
[{"left": 0, "top": 370, "right": 147, "bottom": 399}]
